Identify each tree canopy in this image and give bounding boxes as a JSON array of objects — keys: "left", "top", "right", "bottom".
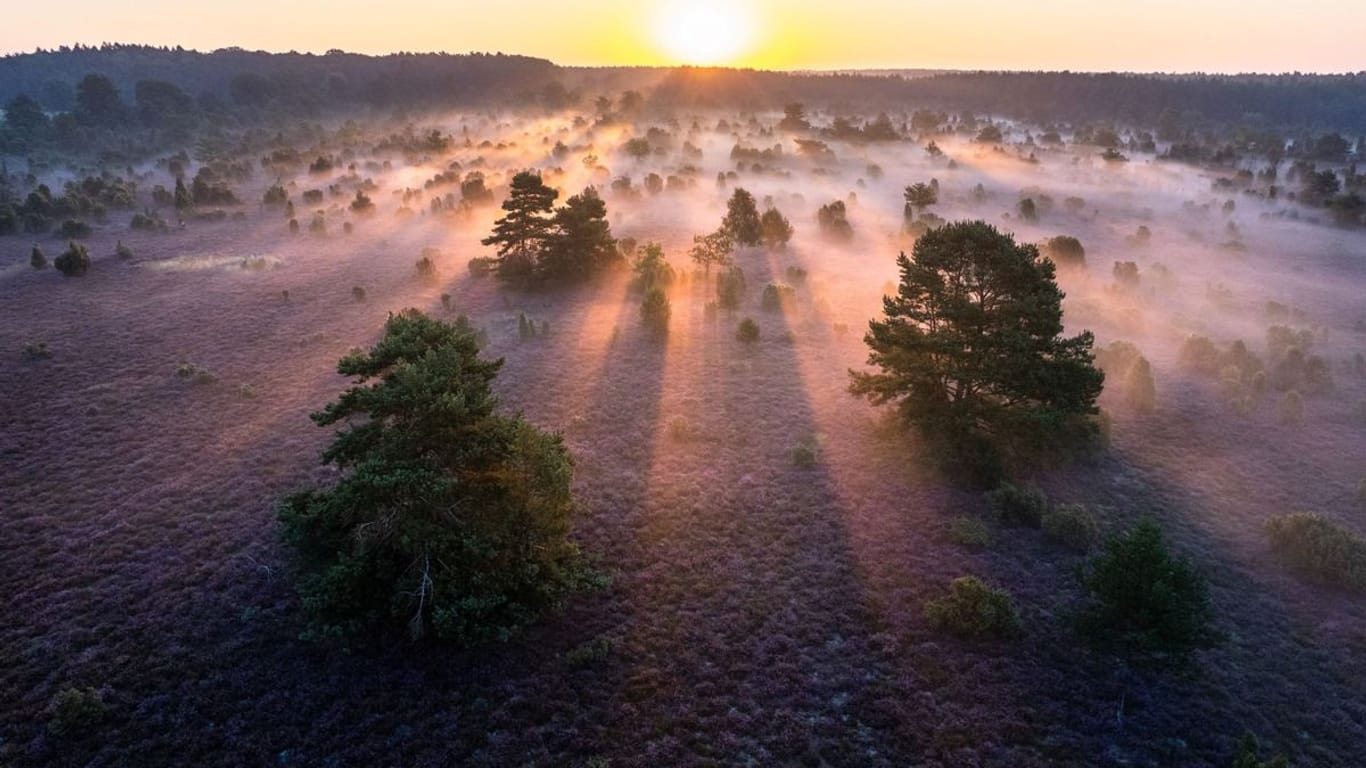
[
  {"left": 481, "top": 171, "right": 559, "bottom": 280},
  {"left": 279, "top": 310, "right": 594, "bottom": 644},
  {"left": 721, "top": 188, "right": 762, "bottom": 247},
  {"left": 850, "top": 221, "right": 1103, "bottom": 480}
]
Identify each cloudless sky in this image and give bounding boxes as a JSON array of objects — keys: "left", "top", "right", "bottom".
[{"left": 2, "top": 0, "right": 1363, "bottom": 73}]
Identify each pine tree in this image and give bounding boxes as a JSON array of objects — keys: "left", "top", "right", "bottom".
[
  {"left": 539, "top": 187, "right": 616, "bottom": 281},
  {"left": 481, "top": 171, "right": 558, "bottom": 280},
  {"left": 721, "top": 188, "right": 762, "bottom": 247}
]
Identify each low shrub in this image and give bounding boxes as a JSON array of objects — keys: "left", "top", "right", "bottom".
[
  {"left": 640, "top": 288, "right": 670, "bottom": 340},
  {"left": 352, "top": 285, "right": 367, "bottom": 303},
  {"left": 987, "top": 483, "right": 1046, "bottom": 527},
  {"left": 30, "top": 244, "right": 47, "bottom": 269},
  {"left": 716, "top": 266, "right": 746, "bottom": 310},
  {"left": 174, "top": 362, "right": 216, "bottom": 384},
  {"left": 1043, "top": 503, "right": 1100, "bottom": 551},
  {"left": 760, "top": 282, "right": 796, "bottom": 312},
  {"left": 1265, "top": 511, "right": 1366, "bottom": 592},
  {"left": 22, "top": 341, "right": 51, "bottom": 360},
  {"left": 791, "top": 439, "right": 819, "bottom": 469},
  {"left": 1076, "top": 517, "right": 1219, "bottom": 657},
  {"left": 736, "top": 317, "right": 760, "bottom": 343},
  {"left": 48, "top": 687, "right": 106, "bottom": 736},
  {"left": 53, "top": 241, "right": 90, "bottom": 277},
  {"left": 924, "top": 576, "right": 1021, "bottom": 639},
  {"left": 59, "top": 219, "right": 92, "bottom": 239},
  {"left": 115, "top": 240, "right": 134, "bottom": 260},
  {"left": 416, "top": 255, "right": 438, "bottom": 281},
  {"left": 948, "top": 515, "right": 992, "bottom": 550},
  {"left": 468, "top": 256, "right": 497, "bottom": 277},
  {"left": 564, "top": 635, "right": 614, "bottom": 669}
]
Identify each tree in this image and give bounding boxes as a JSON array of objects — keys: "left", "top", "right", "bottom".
[
  {"left": 278, "top": 310, "right": 593, "bottom": 644},
  {"left": 3, "top": 94, "right": 49, "bottom": 136},
  {"left": 689, "top": 229, "right": 734, "bottom": 274},
  {"left": 640, "top": 288, "right": 670, "bottom": 339},
  {"left": 134, "top": 80, "right": 195, "bottom": 129},
  {"left": 721, "top": 188, "right": 762, "bottom": 247},
  {"left": 173, "top": 176, "right": 193, "bottom": 211},
  {"left": 849, "top": 221, "right": 1103, "bottom": 480},
  {"left": 481, "top": 171, "right": 558, "bottom": 280},
  {"left": 74, "top": 73, "right": 124, "bottom": 125},
  {"left": 817, "top": 200, "right": 853, "bottom": 241},
  {"left": 778, "top": 102, "right": 810, "bottom": 132},
  {"left": 903, "top": 182, "right": 939, "bottom": 221},
  {"left": 623, "top": 137, "right": 651, "bottom": 160},
  {"left": 760, "top": 208, "right": 794, "bottom": 249},
  {"left": 1040, "top": 235, "right": 1086, "bottom": 268},
  {"left": 540, "top": 187, "right": 617, "bottom": 280}
]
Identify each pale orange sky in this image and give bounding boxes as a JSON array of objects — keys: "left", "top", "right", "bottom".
[{"left": 3, "top": 0, "right": 1364, "bottom": 73}]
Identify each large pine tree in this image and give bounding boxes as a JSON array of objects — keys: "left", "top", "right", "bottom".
[
  {"left": 539, "top": 187, "right": 617, "bottom": 280},
  {"left": 850, "top": 221, "right": 1103, "bottom": 478},
  {"left": 481, "top": 171, "right": 558, "bottom": 280}
]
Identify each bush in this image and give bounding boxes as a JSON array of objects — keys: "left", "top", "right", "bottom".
[
  {"left": 279, "top": 310, "right": 596, "bottom": 644},
  {"left": 948, "top": 515, "right": 992, "bottom": 550},
  {"left": 1040, "top": 235, "right": 1086, "bottom": 268},
  {"left": 59, "top": 219, "right": 92, "bottom": 239},
  {"left": 53, "top": 241, "right": 90, "bottom": 277},
  {"left": 1265, "top": 511, "right": 1366, "bottom": 592},
  {"left": 924, "top": 576, "right": 1021, "bottom": 639},
  {"left": 22, "top": 341, "right": 51, "bottom": 360},
  {"left": 1278, "top": 390, "right": 1304, "bottom": 425},
  {"left": 1044, "top": 503, "right": 1100, "bottom": 551},
  {"left": 415, "top": 255, "right": 437, "bottom": 281},
  {"left": 791, "top": 439, "right": 819, "bottom": 468},
  {"left": 987, "top": 483, "right": 1046, "bottom": 527},
  {"left": 760, "top": 283, "right": 796, "bottom": 312},
  {"left": 48, "top": 687, "right": 106, "bottom": 736},
  {"left": 468, "top": 256, "right": 497, "bottom": 276},
  {"left": 640, "top": 288, "right": 670, "bottom": 340},
  {"left": 716, "top": 267, "right": 746, "bottom": 310},
  {"left": 30, "top": 244, "right": 47, "bottom": 269},
  {"left": 115, "top": 240, "right": 134, "bottom": 260},
  {"left": 1077, "top": 518, "right": 1219, "bottom": 657},
  {"left": 736, "top": 317, "right": 760, "bottom": 343},
  {"left": 174, "top": 361, "right": 216, "bottom": 384},
  {"left": 1229, "top": 733, "right": 1289, "bottom": 768},
  {"left": 564, "top": 635, "right": 614, "bottom": 669},
  {"left": 352, "top": 285, "right": 367, "bottom": 303}
]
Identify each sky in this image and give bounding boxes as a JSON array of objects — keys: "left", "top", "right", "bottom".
[{"left": 2, "top": 0, "right": 1363, "bottom": 73}]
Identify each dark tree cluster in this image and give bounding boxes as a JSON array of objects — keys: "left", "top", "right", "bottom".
[{"left": 481, "top": 172, "right": 619, "bottom": 283}]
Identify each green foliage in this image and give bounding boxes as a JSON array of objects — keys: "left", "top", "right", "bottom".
[
  {"left": 564, "top": 635, "right": 615, "bottom": 668},
  {"left": 689, "top": 228, "right": 734, "bottom": 274},
  {"left": 1077, "top": 518, "right": 1220, "bottom": 658},
  {"left": 759, "top": 207, "right": 794, "bottom": 248},
  {"left": 948, "top": 515, "right": 992, "bottom": 550},
  {"left": 540, "top": 187, "right": 619, "bottom": 281},
  {"left": 850, "top": 221, "right": 1104, "bottom": 474},
  {"left": 482, "top": 171, "right": 558, "bottom": 281},
  {"left": 987, "top": 482, "right": 1047, "bottom": 528},
  {"left": 736, "top": 317, "right": 760, "bottom": 343},
  {"left": 53, "top": 241, "right": 90, "bottom": 276},
  {"left": 1044, "top": 503, "right": 1100, "bottom": 551},
  {"left": 716, "top": 266, "right": 746, "bottom": 311},
  {"left": 721, "top": 188, "right": 762, "bottom": 246},
  {"left": 48, "top": 687, "right": 106, "bottom": 736},
  {"left": 640, "top": 288, "right": 671, "bottom": 340},
  {"left": 279, "top": 310, "right": 592, "bottom": 644},
  {"left": 817, "top": 199, "right": 853, "bottom": 240},
  {"left": 631, "top": 242, "right": 675, "bottom": 293},
  {"left": 925, "top": 576, "right": 1021, "bottom": 639},
  {"left": 1265, "top": 511, "right": 1366, "bottom": 592},
  {"left": 1040, "top": 235, "right": 1086, "bottom": 268},
  {"left": 791, "top": 438, "right": 820, "bottom": 469},
  {"left": 1229, "top": 733, "right": 1289, "bottom": 768}
]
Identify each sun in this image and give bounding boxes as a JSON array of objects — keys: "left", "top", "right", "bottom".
[{"left": 653, "top": 0, "right": 756, "bottom": 65}]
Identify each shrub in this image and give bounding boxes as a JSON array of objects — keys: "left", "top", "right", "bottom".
[
  {"left": 22, "top": 341, "right": 51, "bottom": 360},
  {"left": 279, "top": 310, "right": 596, "bottom": 644},
  {"left": 1077, "top": 517, "right": 1219, "bottom": 657},
  {"left": 174, "top": 361, "right": 216, "bottom": 384},
  {"left": 640, "top": 288, "right": 670, "bottom": 340},
  {"left": 1265, "top": 511, "right": 1366, "bottom": 592},
  {"left": 716, "top": 267, "right": 746, "bottom": 310},
  {"left": 468, "top": 256, "right": 497, "bottom": 276},
  {"left": 59, "top": 219, "right": 92, "bottom": 239},
  {"left": 415, "top": 255, "right": 437, "bottom": 281},
  {"left": 263, "top": 184, "right": 288, "bottom": 205},
  {"left": 1278, "top": 390, "right": 1303, "bottom": 425},
  {"left": 948, "top": 515, "right": 992, "bottom": 550},
  {"left": 53, "top": 241, "right": 90, "bottom": 277},
  {"left": 564, "top": 635, "right": 614, "bottom": 669},
  {"left": 1040, "top": 235, "right": 1086, "bottom": 268},
  {"left": 987, "top": 482, "right": 1046, "bottom": 527},
  {"left": 1044, "top": 503, "right": 1100, "bottom": 551},
  {"left": 48, "top": 687, "right": 106, "bottom": 736},
  {"left": 736, "top": 317, "right": 760, "bottom": 343},
  {"left": 791, "top": 439, "right": 819, "bottom": 468},
  {"left": 115, "top": 240, "right": 134, "bottom": 260},
  {"left": 30, "top": 244, "right": 47, "bottom": 269},
  {"left": 924, "top": 576, "right": 1021, "bottom": 639},
  {"left": 352, "top": 285, "right": 367, "bottom": 303},
  {"left": 1229, "top": 733, "right": 1289, "bottom": 768},
  {"left": 760, "top": 283, "right": 796, "bottom": 312}
]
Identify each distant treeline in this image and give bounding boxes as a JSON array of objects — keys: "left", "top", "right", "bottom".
[
  {"left": 2, "top": 44, "right": 1365, "bottom": 137},
  {"left": 0, "top": 44, "right": 557, "bottom": 114}
]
